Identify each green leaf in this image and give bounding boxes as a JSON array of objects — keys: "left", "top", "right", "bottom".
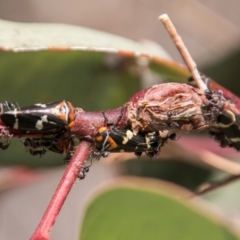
[
  {"left": 80, "top": 178, "right": 239, "bottom": 240},
  {"left": 0, "top": 19, "right": 189, "bottom": 82}
]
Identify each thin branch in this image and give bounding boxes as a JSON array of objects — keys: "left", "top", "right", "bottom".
[
  {"left": 200, "top": 150, "right": 240, "bottom": 175},
  {"left": 187, "top": 152, "right": 240, "bottom": 197},
  {"left": 193, "top": 174, "right": 240, "bottom": 197},
  {"left": 30, "top": 140, "right": 92, "bottom": 240},
  {"left": 159, "top": 14, "right": 207, "bottom": 91}
]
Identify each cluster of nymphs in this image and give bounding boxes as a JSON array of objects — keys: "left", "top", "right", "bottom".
[{"left": 188, "top": 75, "right": 240, "bottom": 151}]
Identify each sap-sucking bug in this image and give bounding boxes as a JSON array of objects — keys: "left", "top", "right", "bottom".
[
  {"left": 0, "top": 100, "right": 75, "bottom": 132},
  {"left": 94, "top": 127, "right": 175, "bottom": 159}
]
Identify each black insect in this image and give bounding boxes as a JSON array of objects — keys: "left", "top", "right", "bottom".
[
  {"left": 0, "top": 100, "right": 75, "bottom": 132},
  {"left": 94, "top": 127, "right": 176, "bottom": 159}
]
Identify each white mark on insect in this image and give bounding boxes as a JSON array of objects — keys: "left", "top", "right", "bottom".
[
  {"left": 35, "top": 120, "right": 43, "bottom": 130},
  {"left": 60, "top": 101, "right": 69, "bottom": 121},
  {"left": 13, "top": 119, "right": 19, "bottom": 129},
  {"left": 122, "top": 136, "right": 129, "bottom": 145},
  {"left": 12, "top": 110, "right": 18, "bottom": 118},
  {"left": 35, "top": 103, "right": 47, "bottom": 108},
  {"left": 126, "top": 130, "right": 134, "bottom": 139},
  {"left": 229, "top": 137, "right": 240, "bottom": 143},
  {"left": 41, "top": 115, "right": 48, "bottom": 122},
  {"left": 35, "top": 115, "right": 49, "bottom": 130},
  {"left": 145, "top": 136, "right": 151, "bottom": 149},
  {"left": 60, "top": 106, "right": 67, "bottom": 114},
  {"left": 122, "top": 130, "right": 134, "bottom": 145}
]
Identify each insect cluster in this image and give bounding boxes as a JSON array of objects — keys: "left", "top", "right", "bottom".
[
  {"left": 188, "top": 74, "right": 240, "bottom": 151},
  {"left": 0, "top": 75, "right": 239, "bottom": 179}
]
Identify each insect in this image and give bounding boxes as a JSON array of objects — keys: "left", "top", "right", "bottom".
[
  {"left": 28, "top": 148, "right": 47, "bottom": 157},
  {"left": 209, "top": 111, "right": 240, "bottom": 151},
  {"left": 64, "top": 151, "right": 92, "bottom": 180},
  {"left": 23, "top": 138, "right": 51, "bottom": 157},
  {"left": 188, "top": 74, "right": 240, "bottom": 151},
  {"left": 47, "top": 132, "right": 76, "bottom": 155},
  {"left": 78, "top": 166, "right": 90, "bottom": 180},
  {"left": 0, "top": 100, "right": 75, "bottom": 132},
  {"left": 23, "top": 132, "right": 75, "bottom": 157},
  {"left": 0, "top": 127, "right": 13, "bottom": 150},
  {"left": 188, "top": 74, "right": 240, "bottom": 110},
  {"left": 0, "top": 141, "right": 10, "bottom": 150},
  {"left": 94, "top": 126, "right": 176, "bottom": 159},
  {"left": 0, "top": 101, "right": 18, "bottom": 113}
]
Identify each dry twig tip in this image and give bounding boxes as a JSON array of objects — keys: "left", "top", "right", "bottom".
[{"left": 159, "top": 14, "right": 207, "bottom": 91}]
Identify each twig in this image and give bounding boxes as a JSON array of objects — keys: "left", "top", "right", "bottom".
[
  {"left": 188, "top": 151, "right": 240, "bottom": 197},
  {"left": 159, "top": 14, "right": 207, "bottom": 91},
  {"left": 193, "top": 174, "right": 240, "bottom": 197},
  {"left": 200, "top": 150, "right": 240, "bottom": 175},
  {"left": 184, "top": 151, "right": 240, "bottom": 198}
]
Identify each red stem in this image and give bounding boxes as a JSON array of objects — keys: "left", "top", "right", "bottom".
[
  {"left": 71, "top": 107, "right": 126, "bottom": 137},
  {"left": 30, "top": 140, "right": 92, "bottom": 240}
]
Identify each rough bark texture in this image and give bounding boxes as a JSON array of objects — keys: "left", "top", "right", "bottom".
[{"left": 126, "top": 83, "right": 221, "bottom": 134}]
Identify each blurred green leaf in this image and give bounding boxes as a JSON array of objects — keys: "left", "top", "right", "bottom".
[
  {"left": 80, "top": 179, "right": 239, "bottom": 240},
  {"left": 123, "top": 159, "right": 212, "bottom": 191},
  {"left": 0, "top": 51, "right": 141, "bottom": 110}
]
